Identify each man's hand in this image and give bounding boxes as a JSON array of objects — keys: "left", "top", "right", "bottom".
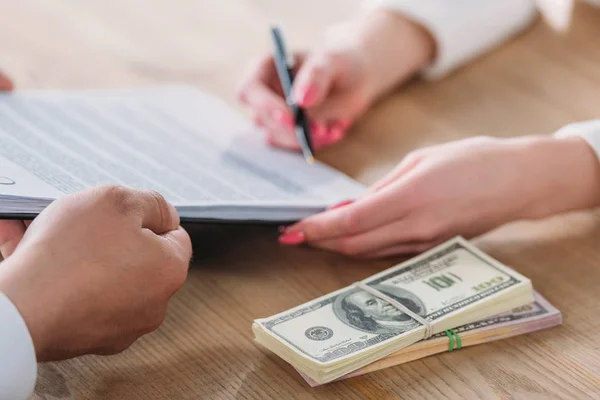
[
  {"left": 0, "top": 221, "right": 29, "bottom": 259},
  {"left": 0, "top": 70, "right": 20, "bottom": 259},
  {"left": 0, "top": 185, "right": 192, "bottom": 361}
]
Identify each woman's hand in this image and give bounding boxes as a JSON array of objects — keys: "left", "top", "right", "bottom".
[
  {"left": 279, "top": 136, "right": 600, "bottom": 258},
  {"left": 237, "top": 10, "right": 435, "bottom": 151}
]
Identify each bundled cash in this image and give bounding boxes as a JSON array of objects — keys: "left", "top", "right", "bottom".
[
  {"left": 253, "top": 237, "right": 534, "bottom": 384},
  {"left": 298, "top": 292, "right": 561, "bottom": 386}
]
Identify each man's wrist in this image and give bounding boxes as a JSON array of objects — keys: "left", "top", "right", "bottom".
[
  {"left": 0, "top": 256, "right": 47, "bottom": 361},
  {"left": 358, "top": 10, "right": 435, "bottom": 102}
]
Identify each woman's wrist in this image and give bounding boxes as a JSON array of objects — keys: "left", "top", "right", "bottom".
[
  {"left": 357, "top": 10, "right": 436, "bottom": 102},
  {"left": 511, "top": 135, "right": 600, "bottom": 220}
]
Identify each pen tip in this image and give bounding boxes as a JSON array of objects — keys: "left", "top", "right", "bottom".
[{"left": 306, "top": 156, "right": 315, "bottom": 165}]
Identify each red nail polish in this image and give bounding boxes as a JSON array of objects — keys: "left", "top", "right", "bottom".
[
  {"left": 299, "top": 85, "right": 318, "bottom": 107},
  {"left": 337, "top": 120, "right": 352, "bottom": 130},
  {"left": 328, "top": 200, "right": 354, "bottom": 210},
  {"left": 271, "top": 109, "right": 293, "bottom": 126},
  {"left": 311, "top": 123, "right": 328, "bottom": 139},
  {"left": 278, "top": 231, "right": 306, "bottom": 245},
  {"left": 329, "top": 128, "right": 344, "bottom": 143}
]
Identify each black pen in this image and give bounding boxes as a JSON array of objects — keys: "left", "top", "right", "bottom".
[{"left": 270, "top": 25, "right": 315, "bottom": 164}]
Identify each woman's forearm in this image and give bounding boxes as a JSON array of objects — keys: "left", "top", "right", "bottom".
[
  {"left": 512, "top": 135, "right": 600, "bottom": 220},
  {"left": 357, "top": 10, "right": 436, "bottom": 102}
]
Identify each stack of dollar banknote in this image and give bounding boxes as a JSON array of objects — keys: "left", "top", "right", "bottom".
[{"left": 253, "top": 237, "right": 561, "bottom": 385}]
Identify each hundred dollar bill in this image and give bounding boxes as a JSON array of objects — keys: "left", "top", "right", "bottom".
[
  {"left": 253, "top": 237, "right": 534, "bottom": 384},
  {"left": 298, "top": 291, "right": 561, "bottom": 386}
]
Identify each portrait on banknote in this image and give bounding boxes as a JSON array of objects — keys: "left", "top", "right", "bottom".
[{"left": 333, "top": 285, "right": 427, "bottom": 334}]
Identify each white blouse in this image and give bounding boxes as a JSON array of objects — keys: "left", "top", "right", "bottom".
[{"left": 366, "top": 0, "right": 600, "bottom": 155}]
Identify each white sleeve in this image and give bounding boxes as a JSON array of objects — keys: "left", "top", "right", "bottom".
[
  {"left": 554, "top": 120, "right": 600, "bottom": 160},
  {"left": 0, "top": 291, "right": 37, "bottom": 400},
  {"left": 363, "top": 0, "right": 538, "bottom": 79}
]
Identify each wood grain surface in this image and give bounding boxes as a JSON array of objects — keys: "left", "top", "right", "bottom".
[{"left": 1, "top": 1, "right": 599, "bottom": 399}]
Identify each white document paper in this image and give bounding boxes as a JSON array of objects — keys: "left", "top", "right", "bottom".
[{"left": 0, "top": 87, "right": 365, "bottom": 222}]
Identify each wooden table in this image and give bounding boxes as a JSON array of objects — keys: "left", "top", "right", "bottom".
[{"left": 1, "top": 1, "right": 599, "bottom": 398}]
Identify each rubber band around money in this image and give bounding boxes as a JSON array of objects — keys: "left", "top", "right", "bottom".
[
  {"left": 444, "top": 329, "right": 462, "bottom": 351},
  {"left": 453, "top": 329, "right": 462, "bottom": 350},
  {"left": 355, "top": 282, "right": 433, "bottom": 340}
]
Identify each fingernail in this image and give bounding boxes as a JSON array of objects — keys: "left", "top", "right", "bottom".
[
  {"left": 323, "top": 121, "right": 349, "bottom": 144},
  {"left": 271, "top": 109, "right": 293, "bottom": 126},
  {"left": 328, "top": 200, "right": 354, "bottom": 210},
  {"left": 298, "top": 84, "right": 318, "bottom": 107},
  {"left": 311, "top": 123, "right": 328, "bottom": 140},
  {"left": 324, "top": 126, "right": 345, "bottom": 144},
  {"left": 278, "top": 231, "right": 306, "bottom": 245},
  {"left": 337, "top": 120, "right": 352, "bottom": 131}
]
